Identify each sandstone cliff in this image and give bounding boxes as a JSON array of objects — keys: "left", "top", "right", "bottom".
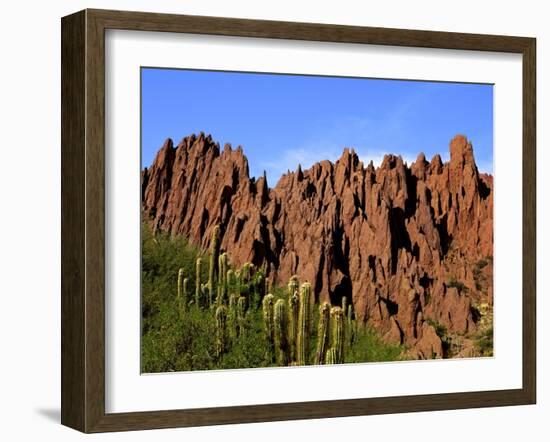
[{"left": 142, "top": 133, "right": 493, "bottom": 358}]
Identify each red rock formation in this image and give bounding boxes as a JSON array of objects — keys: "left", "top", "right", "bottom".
[{"left": 142, "top": 132, "right": 493, "bottom": 358}]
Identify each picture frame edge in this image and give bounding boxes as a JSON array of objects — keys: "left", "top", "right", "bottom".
[{"left": 60, "top": 8, "right": 537, "bottom": 433}]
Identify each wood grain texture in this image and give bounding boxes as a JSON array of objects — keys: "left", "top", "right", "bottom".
[
  {"left": 60, "top": 8, "right": 537, "bottom": 433},
  {"left": 522, "top": 38, "right": 537, "bottom": 403},
  {"left": 85, "top": 10, "right": 107, "bottom": 432},
  {"left": 61, "top": 10, "right": 86, "bottom": 431}
]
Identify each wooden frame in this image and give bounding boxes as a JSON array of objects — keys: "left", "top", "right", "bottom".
[{"left": 61, "top": 8, "right": 536, "bottom": 433}]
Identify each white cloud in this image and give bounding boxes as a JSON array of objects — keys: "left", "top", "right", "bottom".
[{"left": 258, "top": 142, "right": 420, "bottom": 186}]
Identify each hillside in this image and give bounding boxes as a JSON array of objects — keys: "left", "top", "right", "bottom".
[{"left": 141, "top": 133, "right": 493, "bottom": 358}]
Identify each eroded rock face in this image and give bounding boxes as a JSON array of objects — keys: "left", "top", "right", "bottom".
[{"left": 142, "top": 133, "right": 493, "bottom": 358}]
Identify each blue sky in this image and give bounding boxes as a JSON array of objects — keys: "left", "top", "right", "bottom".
[{"left": 141, "top": 68, "right": 493, "bottom": 185}]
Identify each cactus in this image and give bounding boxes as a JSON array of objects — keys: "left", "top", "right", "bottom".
[
  {"left": 177, "top": 268, "right": 185, "bottom": 317},
  {"left": 287, "top": 275, "right": 299, "bottom": 299},
  {"left": 195, "top": 258, "right": 202, "bottom": 309},
  {"left": 215, "top": 305, "right": 228, "bottom": 358},
  {"left": 241, "top": 262, "right": 252, "bottom": 284},
  {"left": 181, "top": 278, "right": 189, "bottom": 316},
  {"left": 325, "top": 347, "right": 337, "bottom": 365},
  {"left": 252, "top": 269, "right": 265, "bottom": 310},
  {"left": 262, "top": 294, "right": 275, "bottom": 361},
  {"left": 236, "top": 296, "right": 247, "bottom": 337},
  {"left": 178, "top": 269, "right": 189, "bottom": 318},
  {"left": 217, "top": 252, "right": 228, "bottom": 306},
  {"left": 330, "top": 306, "right": 345, "bottom": 364},
  {"left": 208, "top": 225, "right": 221, "bottom": 307},
  {"left": 227, "top": 269, "right": 234, "bottom": 295},
  {"left": 235, "top": 270, "right": 241, "bottom": 296},
  {"left": 315, "top": 302, "right": 331, "bottom": 364},
  {"left": 274, "top": 299, "right": 289, "bottom": 366},
  {"left": 297, "top": 282, "right": 312, "bottom": 365},
  {"left": 288, "top": 291, "right": 299, "bottom": 363}
]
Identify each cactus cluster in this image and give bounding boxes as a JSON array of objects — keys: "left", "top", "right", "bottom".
[
  {"left": 175, "top": 237, "right": 361, "bottom": 367},
  {"left": 255, "top": 278, "right": 353, "bottom": 367}
]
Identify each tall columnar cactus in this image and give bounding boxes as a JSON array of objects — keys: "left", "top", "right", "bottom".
[
  {"left": 241, "top": 262, "right": 252, "bottom": 284},
  {"left": 252, "top": 269, "right": 265, "bottom": 310},
  {"left": 243, "top": 261, "right": 255, "bottom": 283},
  {"left": 274, "top": 299, "right": 289, "bottom": 366},
  {"left": 297, "top": 282, "right": 312, "bottom": 366},
  {"left": 215, "top": 305, "right": 228, "bottom": 358},
  {"left": 195, "top": 258, "right": 202, "bottom": 309},
  {"left": 177, "top": 268, "right": 185, "bottom": 317},
  {"left": 235, "top": 270, "right": 241, "bottom": 296},
  {"left": 288, "top": 291, "right": 299, "bottom": 363},
  {"left": 330, "top": 306, "right": 345, "bottom": 364},
  {"left": 287, "top": 275, "right": 299, "bottom": 299},
  {"left": 208, "top": 225, "right": 221, "bottom": 307},
  {"left": 217, "top": 252, "right": 228, "bottom": 306},
  {"left": 182, "top": 278, "right": 189, "bottom": 314},
  {"left": 226, "top": 269, "right": 234, "bottom": 295},
  {"left": 262, "top": 294, "right": 275, "bottom": 361},
  {"left": 315, "top": 302, "right": 331, "bottom": 365},
  {"left": 325, "top": 347, "right": 337, "bottom": 365},
  {"left": 236, "top": 296, "right": 247, "bottom": 337}
]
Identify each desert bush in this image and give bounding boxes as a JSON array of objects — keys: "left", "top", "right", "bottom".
[
  {"left": 447, "top": 277, "right": 469, "bottom": 293},
  {"left": 474, "top": 326, "right": 494, "bottom": 357}
]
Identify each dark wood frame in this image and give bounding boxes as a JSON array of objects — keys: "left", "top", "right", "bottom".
[{"left": 61, "top": 8, "right": 536, "bottom": 433}]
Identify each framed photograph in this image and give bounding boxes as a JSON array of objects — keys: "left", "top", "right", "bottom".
[{"left": 61, "top": 9, "right": 536, "bottom": 433}]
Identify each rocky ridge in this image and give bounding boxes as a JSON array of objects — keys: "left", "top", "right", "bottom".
[{"left": 142, "top": 133, "right": 493, "bottom": 358}]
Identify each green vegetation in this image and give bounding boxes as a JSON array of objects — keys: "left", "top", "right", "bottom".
[
  {"left": 425, "top": 318, "right": 454, "bottom": 357},
  {"left": 474, "top": 326, "right": 494, "bottom": 357},
  {"left": 474, "top": 258, "right": 489, "bottom": 270},
  {"left": 472, "top": 302, "right": 493, "bottom": 357},
  {"left": 473, "top": 257, "right": 492, "bottom": 294},
  {"left": 425, "top": 318, "right": 447, "bottom": 339},
  {"left": 141, "top": 221, "right": 407, "bottom": 372},
  {"left": 447, "top": 277, "right": 469, "bottom": 293}
]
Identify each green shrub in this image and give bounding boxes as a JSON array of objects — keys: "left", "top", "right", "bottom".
[
  {"left": 474, "top": 258, "right": 489, "bottom": 270},
  {"left": 474, "top": 326, "right": 493, "bottom": 357},
  {"left": 447, "top": 277, "right": 469, "bottom": 293}
]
